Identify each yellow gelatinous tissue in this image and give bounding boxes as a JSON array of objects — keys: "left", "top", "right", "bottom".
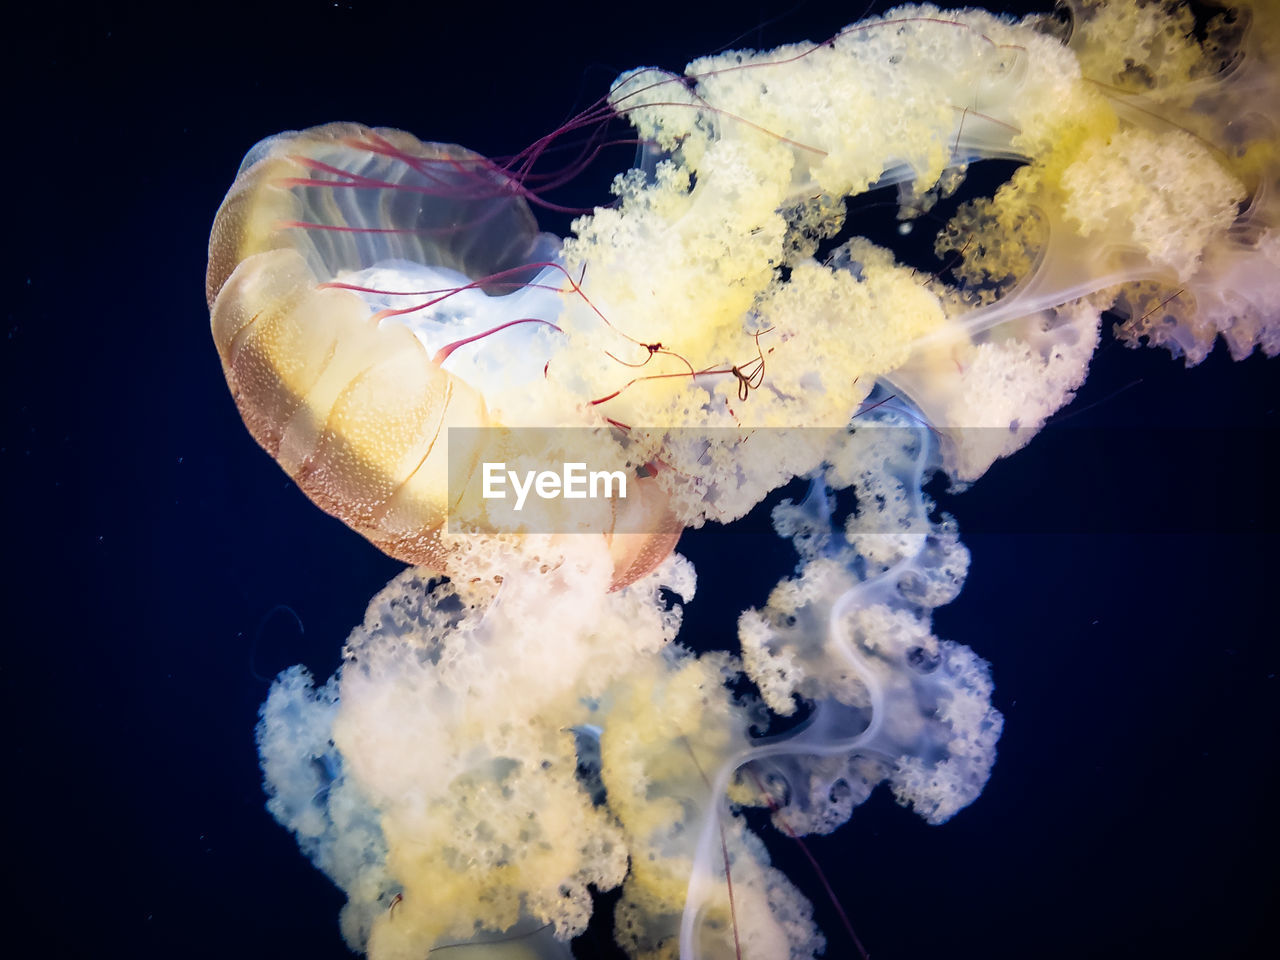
[{"left": 211, "top": 2, "right": 1278, "bottom": 958}]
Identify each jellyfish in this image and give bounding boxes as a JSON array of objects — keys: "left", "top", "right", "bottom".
[{"left": 207, "top": 2, "right": 1278, "bottom": 957}]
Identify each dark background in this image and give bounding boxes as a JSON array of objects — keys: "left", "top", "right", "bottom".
[{"left": 5, "top": 1, "right": 1275, "bottom": 958}]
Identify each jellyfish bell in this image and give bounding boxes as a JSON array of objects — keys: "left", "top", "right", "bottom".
[{"left": 206, "top": 123, "right": 682, "bottom": 589}]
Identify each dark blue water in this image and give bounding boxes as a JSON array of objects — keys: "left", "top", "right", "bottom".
[{"left": 6, "top": 1, "right": 1275, "bottom": 958}]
